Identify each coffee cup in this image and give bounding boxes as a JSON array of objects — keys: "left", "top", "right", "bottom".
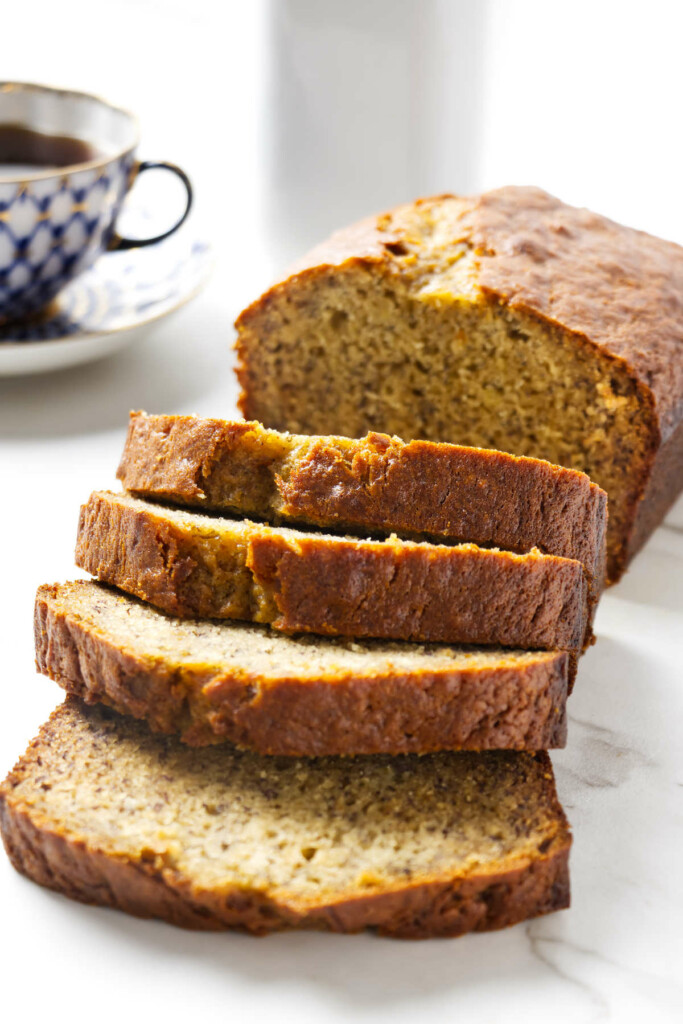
[{"left": 0, "top": 81, "right": 192, "bottom": 324}]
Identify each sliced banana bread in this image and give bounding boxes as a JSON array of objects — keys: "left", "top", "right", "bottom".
[
  {"left": 35, "top": 581, "right": 570, "bottom": 754},
  {"left": 117, "top": 411, "right": 607, "bottom": 597},
  {"left": 75, "top": 491, "right": 592, "bottom": 653},
  {"left": 0, "top": 699, "right": 571, "bottom": 938},
  {"left": 235, "top": 186, "right": 683, "bottom": 582}
]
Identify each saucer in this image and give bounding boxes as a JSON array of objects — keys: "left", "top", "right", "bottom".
[{"left": 0, "top": 210, "right": 212, "bottom": 377}]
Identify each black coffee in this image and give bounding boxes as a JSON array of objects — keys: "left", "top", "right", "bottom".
[{"left": 0, "top": 123, "right": 105, "bottom": 176}]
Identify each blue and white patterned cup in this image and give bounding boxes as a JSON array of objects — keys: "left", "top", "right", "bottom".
[{"left": 0, "top": 82, "right": 192, "bottom": 324}]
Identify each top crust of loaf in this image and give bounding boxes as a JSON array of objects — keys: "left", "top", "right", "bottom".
[{"left": 237, "top": 186, "right": 683, "bottom": 442}]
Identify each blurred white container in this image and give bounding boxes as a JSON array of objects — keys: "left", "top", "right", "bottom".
[{"left": 265, "top": 0, "right": 487, "bottom": 266}]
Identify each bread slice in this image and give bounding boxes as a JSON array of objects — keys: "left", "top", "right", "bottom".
[
  {"left": 35, "top": 581, "right": 570, "bottom": 754},
  {"left": 75, "top": 491, "right": 592, "bottom": 653},
  {"left": 235, "top": 187, "right": 683, "bottom": 582},
  {"left": 0, "top": 698, "right": 571, "bottom": 938},
  {"left": 117, "top": 411, "right": 607, "bottom": 598}
]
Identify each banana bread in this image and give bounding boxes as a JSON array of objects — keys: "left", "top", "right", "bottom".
[
  {"left": 235, "top": 186, "right": 683, "bottom": 582},
  {"left": 75, "top": 491, "right": 592, "bottom": 653},
  {"left": 118, "top": 411, "right": 607, "bottom": 598},
  {"left": 35, "top": 581, "right": 570, "bottom": 754},
  {"left": 0, "top": 698, "right": 571, "bottom": 938}
]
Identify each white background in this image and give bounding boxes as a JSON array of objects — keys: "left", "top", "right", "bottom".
[{"left": 1, "top": 2, "right": 682, "bottom": 1022}]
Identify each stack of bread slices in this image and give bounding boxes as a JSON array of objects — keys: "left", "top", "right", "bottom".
[{"left": 0, "top": 411, "right": 607, "bottom": 938}]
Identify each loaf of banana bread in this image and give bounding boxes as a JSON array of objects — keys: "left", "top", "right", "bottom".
[{"left": 235, "top": 187, "right": 683, "bottom": 582}]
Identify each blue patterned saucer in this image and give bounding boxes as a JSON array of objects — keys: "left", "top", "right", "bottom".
[{"left": 0, "top": 210, "right": 212, "bottom": 376}]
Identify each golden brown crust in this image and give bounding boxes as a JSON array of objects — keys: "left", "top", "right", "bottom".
[
  {"left": 75, "top": 492, "right": 592, "bottom": 653},
  {"left": 247, "top": 532, "right": 589, "bottom": 651},
  {"left": 117, "top": 412, "right": 607, "bottom": 598},
  {"left": 0, "top": 702, "right": 571, "bottom": 939},
  {"left": 35, "top": 582, "right": 569, "bottom": 754},
  {"left": 283, "top": 213, "right": 400, "bottom": 277}
]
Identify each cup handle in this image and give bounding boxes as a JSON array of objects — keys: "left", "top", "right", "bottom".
[{"left": 107, "top": 160, "right": 193, "bottom": 252}]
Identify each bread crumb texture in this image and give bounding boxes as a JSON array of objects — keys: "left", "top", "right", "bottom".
[{"left": 0, "top": 700, "right": 571, "bottom": 936}]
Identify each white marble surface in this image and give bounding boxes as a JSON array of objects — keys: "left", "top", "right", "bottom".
[{"left": 1, "top": 2, "right": 682, "bottom": 1022}]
